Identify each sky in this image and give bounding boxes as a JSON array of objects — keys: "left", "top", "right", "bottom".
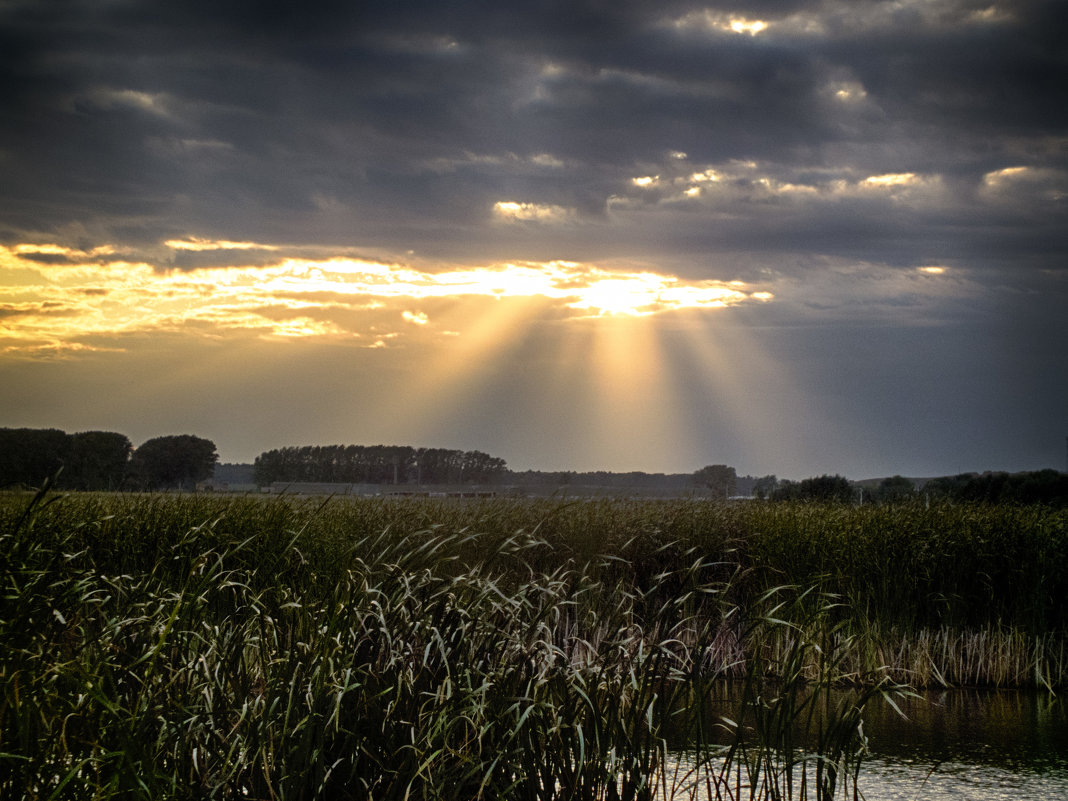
[{"left": 1, "top": 0, "right": 1066, "bottom": 479}]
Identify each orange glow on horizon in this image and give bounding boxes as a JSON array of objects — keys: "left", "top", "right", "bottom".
[
  {"left": 1, "top": 242, "right": 772, "bottom": 357},
  {"left": 0, "top": 239, "right": 789, "bottom": 472}
]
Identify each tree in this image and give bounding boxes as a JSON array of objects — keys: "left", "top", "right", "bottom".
[
  {"left": 694, "top": 464, "right": 737, "bottom": 498},
  {"left": 0, "top": 427, "right": 134, "bottom": 490},
  {"left": 874, "top": 475, "right": 914, "bottom": 504},
  {"left": 1008, "top": 469, "right": 1068, "bottom": 506},
  {"left": 127, "top": 435, "right": 217, "bottom": 491},
  {"left": 460, "top": 450, "right": 508, "bottom": 484},
  {"left": 62, "top": 431, "right": 132, "bottom": 490},
  {"left": 924, "top": 473, "right": 976, "bottom": 500},
  {"left": 252, "top": 443, "right": 509, "bottom": 486},
  {"left": 798, "top": 474, "right": 854, "bottom": 503},
  {"left": 0, "top": 427, "right": 69, "bottom": 488},
  {"left": 924, "top": 470, "right": 1068, "bottom": 507},
  {"left": 769, "top": 479, "right": 801, "bottom": 501},
  {"left": 752, "top": 475, "right": 778, "bottom": 500}
]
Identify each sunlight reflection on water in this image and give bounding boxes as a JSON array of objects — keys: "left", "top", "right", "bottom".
[
  {"left": 847, "top": 757, "right": 1068, "bottom": 801},
  {"left": 659, "top": 756, "right": 1068, "bottom": 800},
  {"left": 661, "top": 689, "right": 1068, "bottom": 800}
]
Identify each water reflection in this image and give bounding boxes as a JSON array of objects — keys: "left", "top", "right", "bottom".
[
  {"left": 855, "top": 757, "right": 1067, "bottom": 801},
  {"left": 664, "top": 690, "right": 1068, "bottom": 800},
  {"left": 864, "top": 690, "right": 1067, "bottom": 770},
  {"left": 857, "top": 690, "right": 1068, "bottom": 800}
]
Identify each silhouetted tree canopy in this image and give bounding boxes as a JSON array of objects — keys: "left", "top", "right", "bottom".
[
  {"left": 0, "top": 428, "right": 67, "bottom": 488},
  {"left": 127, "top": 435, "right": 217, "bottom": 491},
  {"left": 770, "top": 474, "right": 854, "bottom": 502},
  {"left": 925, "top": 470, "right": 1068, "bottom": 507},
  {"left": 0, "top": 427, "right": 131, "bottom": 490},
  {"left": 873, "top": 475, "right": 915, "bottom": 504},
  {"left": 752, "top": 475, "right": 778, "bottom": 500},
  {"left": 253, "top": 444, "right": 507, "bottom": 486},
  {"left": 693, "top": 464, "right": 737, "bottom": 498},
  {"left": 799, "top": 474, "right": 854, "bottom": 502},
  {"left": 65, "top": 431, "right": 132, "bottom": 490}
]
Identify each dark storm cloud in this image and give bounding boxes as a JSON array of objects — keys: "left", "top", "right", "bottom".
[
  {"left": 1, "top": 0, "right": 1065, "bottom": 280},
  {"left": 2, "top": 1, "right": 1066, "bottom": 478}
]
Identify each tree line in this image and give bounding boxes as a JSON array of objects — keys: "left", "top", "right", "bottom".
[
  {"left": 756, "top": 471, "right": 1068, "bottom": 506},
  {"left": 922, "top": 470, "right": 1068, "bottom": 507},
  {"left": 0, "top": 428, "right": 217, "bottom": 491},
  {"left": 252, "top": 445, "right": 508, "bottom": 486},
  {"left": 5, "top": 426, "right": 1065, "bottom": 505}
]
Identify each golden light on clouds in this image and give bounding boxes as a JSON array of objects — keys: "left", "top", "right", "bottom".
[
  {"left": 670, "top": 11, "right": 769, "bottom": 36},
  {"left": 729, "top": 18, "right": 768, "bottom": 35},
  {"left": 689, "top": 169, "right": 721, "bottom": 183},
  {"left": 667, "top": 1, "right": 1018, "bottom": 41},
  {"left": 982, "top": 166, "right": 1031, "bottom": 185},
  {"left": 571, "top": 276, "right": 661, "bottom": 316},
  {"left": 15, "top": 243, "right": 117, "bottom": 258},
  {"left": 607, "top": 158, "right": 961, "bottom": 210},
  {"left": 853, "top": 171, "right": 943, "bottom": 197},
  {"left": 492, "top": 201, "right": 571, "bottom": 222},
  {"left": 0, "top": 243, "right": 772, "bottom": 357},
  {"left": 827, "top": 80, "right": 868, "bottom": 102},
  {"left": 164, "top": 237, "right": 280, "bottom": 252},
  {"left": 979, "top": 165, "right": 1067, "bottom": 202},
  {"left": 863, "top": 172, "right": 918, "bottom": 187}
]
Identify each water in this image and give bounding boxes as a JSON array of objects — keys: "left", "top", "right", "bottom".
[
  {"left": 852, "top": 757, "right": 1065, "bottom": 800},
  {"left": 665, "top": 690, "right": 1068, "bottom": 800},
  {"left": 856, "top": 689, "right": 1068, "bottom": 800}
]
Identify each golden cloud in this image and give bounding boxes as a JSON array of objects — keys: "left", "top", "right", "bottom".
[
  {"left": 492, "top": 201, "right": 573, "bottom": 222},
  {"left": 0, "top": 244, "right": 773, "bottom": 357},
  {"left": 165, "top": 238, "right": 281, "bottom": 252}
]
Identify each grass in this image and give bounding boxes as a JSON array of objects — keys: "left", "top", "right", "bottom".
[{"left": 1, "top": 490, "right": 1064, "bottom": 799}]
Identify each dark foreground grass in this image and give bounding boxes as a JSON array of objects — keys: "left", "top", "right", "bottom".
[{"left": 1, "top": 491, "right": 1064, "bottom": 799}]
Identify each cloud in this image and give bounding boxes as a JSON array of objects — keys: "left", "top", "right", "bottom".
[
  {"left": 1, "top": 1, "right": 1065, "bottom": 476},
  {"left": 0, "top": 243, "right": 776, "bottom": 357},
  {"left": 666, "top": 10, "right": 770, "bottom": 37},
  {"left": 2, "top": 0, "right": 1063, "bottom": 270},
  {"left": 980, "top": 165, "right": 1067, "bottom": 201},
  {"left": 75, "top": 87, "right": 176, "bottom": 118},
  {"left": 165, "top": 238, "right": 280, "bottom": 252},
  {"left": 492, "top": 201, "right": 574, "bottom": 223}
]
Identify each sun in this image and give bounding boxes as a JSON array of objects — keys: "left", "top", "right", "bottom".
[{"left": 569, "top": 275, "right": 662, "bottom": 316}]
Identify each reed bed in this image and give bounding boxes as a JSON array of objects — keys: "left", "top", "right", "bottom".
[{"left": 2, "top": 490, "right": 1064, "bottom": 799}]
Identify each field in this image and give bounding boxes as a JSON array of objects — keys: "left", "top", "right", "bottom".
[{"left": 2, "top": 490, "right": 1065, "bottom": 799}]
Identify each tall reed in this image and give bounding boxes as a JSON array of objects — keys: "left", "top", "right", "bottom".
[{"left": 1, "top": 490, "right": 1061, "bottom": 799}]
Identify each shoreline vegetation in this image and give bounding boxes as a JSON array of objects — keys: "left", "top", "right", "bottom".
[{"left": 2, "top": 491, "right": 1065, "bottom": 799}]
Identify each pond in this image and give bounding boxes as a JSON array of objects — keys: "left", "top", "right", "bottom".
[
  {"left": 856, "top": 689, "right": 1068, "bottom": 800},
  {"left": 664, "top": 689, "right": 1068, "bottom": 800}
]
